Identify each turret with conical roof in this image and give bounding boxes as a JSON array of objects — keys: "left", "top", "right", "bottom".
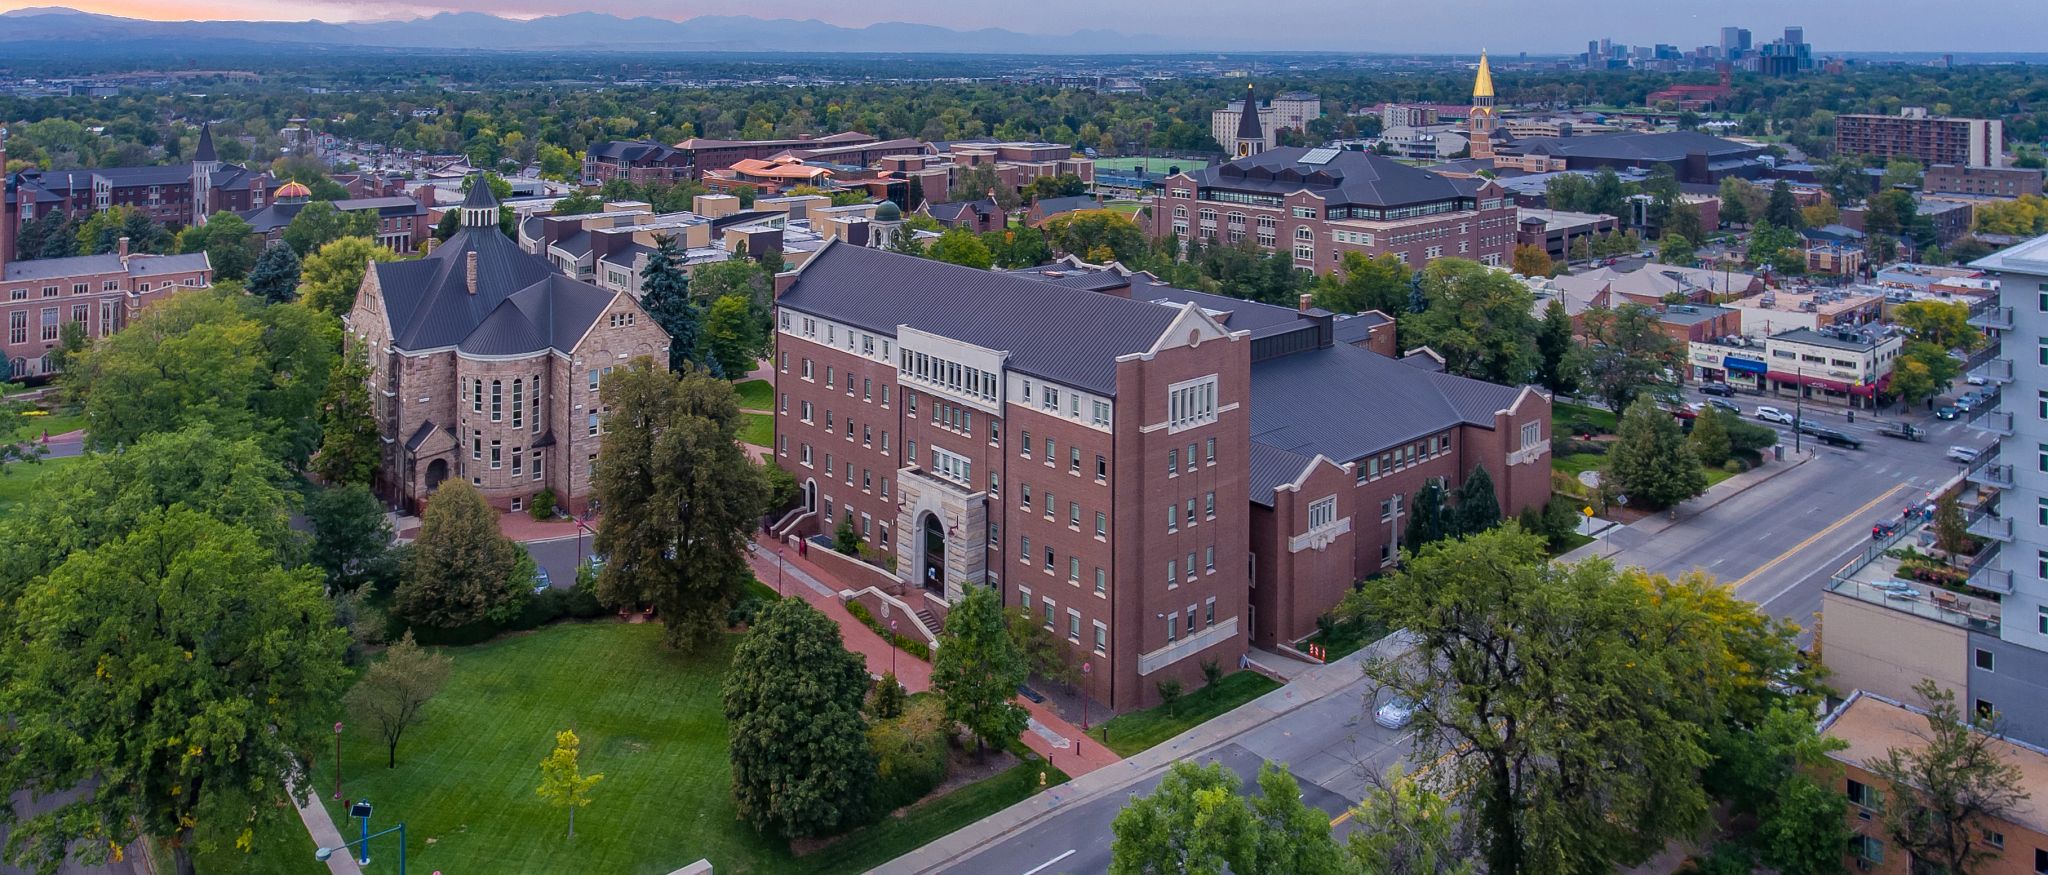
[
  {"left": 460, "top": 173, "right": 500, "bottom": 229},
  {"left": 1232, "top": 83, "right": 1266, "bottom": 158},
  {"left": 194, "top": 121, "right": 217, "bottom": 163}
]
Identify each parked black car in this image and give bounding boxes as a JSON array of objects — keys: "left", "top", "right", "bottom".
[{"left": 1699, "top": 383, "right": 1737, "bottom": 397}]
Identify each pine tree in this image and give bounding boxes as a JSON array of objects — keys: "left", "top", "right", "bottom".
[
  {"left": 1766, "top": 179, "right": 1805, "bottom": 230},
  {"left": 1405, "top": 479, "right": 1453, "bottom": 548},
  {"left": 1688, "top": 407, "right": 1732, "bottom": 467},
  {"left": 246, "top": 242, "right": 303, "bottom": 304},
  {"left": 1606, "top": 396, "right": 1708, "bottom": 509},
  {"left": 1454, "top": 465, "right": 1502, "bottom": 535},
  {"left": 1535, "top": 299, "right": 1580, "bottom": 396},
  {"left": 931, "top": 584, "right": 1027, "bottom": 757},
  {"left": 639, "top": 234, "right": 699, "bottom": 372}
]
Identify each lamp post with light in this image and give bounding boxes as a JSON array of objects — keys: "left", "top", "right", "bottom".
[
  {"left": 331, "top": 722, "right": 344, "bottom": 800},
  {"left": 314, "top": 820, "right": 406, "bottom": 874},
  {"left": 1080, "top": 662, "right": 1092, "bottom": 730}
]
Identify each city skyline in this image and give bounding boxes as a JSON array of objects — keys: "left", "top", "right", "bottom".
[{"left": 0, "top": 0, "right": 2038, "bottom": 53}]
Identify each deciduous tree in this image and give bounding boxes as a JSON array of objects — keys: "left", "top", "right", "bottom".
[
  {"left": 1534, "top": 298, "right": 1582, "bottom": 396},
  {"left": 536, "top": 729, "right": 604, "bottom": 838},
  {"left": 1581, "top": 302, "right": 1681, "bottom": 413},
  {"left": 179, "top": 211, "right": 259, "bottom": 280},
  {"left": 1688, "top": 406, "right": 1733, "bottom": 467},
  {"left": 307, "top": 482, "right": 395, "bottom": 594},
  {"left": 0, "top": 509, "right": 347, "bottom": 875},
  {"left": 1345, "top": 766, "right": 1474, "bottom": 875},
  {"left": 926, "top": 227, "right": 995, "bottom": 270},
  {"left": 592, "top": 364, "right": 768, "bottom": 649},
  {"left": 931, "top": 584, "right": 1028, "bottom": 756},
  {"left": 723, "top": 598, "right": 876, "bottom": 839},
  {"left": 1894, "top": 300, "right": 1983, "bottom": 352},
  {"left": 1110, "top": 761, "right": 1255, "bottom": 875},
  {"left": 344, "top": 631, "right": 451, "bottom": 768},
  {"left": 313, "top": 345, "right": 381, "bottom": 485},
  {"left": 1871, "top": 680, "right": 2032, "bottom": 875},
  {"left": 1511, "top": 244, "right": 1553, "bottom": 277},
  {"left": 1405, "top": 258, "right": 1540, "bottom": 384},
  {"left": 300, "top": 236, "right": 400, "bottom": 317},
  {"left": 1314, "top": 251, "right": 1410, "bottom": 317},
  {"left": 282, "top": 201, "right": 379, "bottom": 256}
]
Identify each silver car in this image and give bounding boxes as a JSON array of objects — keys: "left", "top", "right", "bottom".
[{"left": 1374, "top": 696, "right": 1416, "bottom": 730}]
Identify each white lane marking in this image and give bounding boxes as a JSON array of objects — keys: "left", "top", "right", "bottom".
[{"left": 1023, "top": 849, "right": 1078, "bottom": 875}]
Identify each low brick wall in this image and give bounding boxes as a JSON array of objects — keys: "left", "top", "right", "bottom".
[
  {"left": 844, "top": 587, "right": 941, "bottom": 645},
  {"left": 799, "top": 537, "right": 899, "bottom": 591}
]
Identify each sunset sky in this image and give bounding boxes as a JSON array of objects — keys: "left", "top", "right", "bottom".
[{"left": 0, "top": 0, "right": 2028, "bottom": 52}]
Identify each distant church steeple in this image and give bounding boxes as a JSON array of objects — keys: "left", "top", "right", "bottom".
[
  {"left": 1469, "top": 51, "right": 1498, "bottom": 160},
  {"left": 1232, "top": 83, "right": 1265, "bottom": 159},
  {"left": 191, "top": 122, "right": 220, "bottom": 226}
]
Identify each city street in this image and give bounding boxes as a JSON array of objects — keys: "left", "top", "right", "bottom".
[{"left": 905, "top": 389, "right": 1974, "bottom": 875}]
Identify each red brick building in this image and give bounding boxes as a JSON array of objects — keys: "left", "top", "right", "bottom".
[
  {"left": 1150, "top": 146, "right": 1518, "bottom": 273},
  {"left": 344, "top": 179, "right": 670, "bottom": 515},
  {"left": 770, "top": 241, "right": 1549, "bottom": 710},
  {"left": 1, "top": 240, "right": 213, "bottom": 379},
  {"left": 239, "top": 183, "right": 432, "bottom": 254},
  {"left": 4, "top": 124, "right": 278, "bottom": 237}
]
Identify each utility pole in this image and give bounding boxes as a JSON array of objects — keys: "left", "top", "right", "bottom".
[{"left": 1793, "top": 365, "right": 1804, "bottom": 453}]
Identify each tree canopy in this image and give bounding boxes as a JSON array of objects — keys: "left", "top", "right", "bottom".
[
  {"left": 723, "top": 598, "right": 876, "bottom": 839},
  {"left": 1405, "top": 258, "right": 1540, "bottom": 384}
]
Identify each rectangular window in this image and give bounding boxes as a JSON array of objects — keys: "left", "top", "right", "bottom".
[
  {"left": 1976, "top": 648, "right": 1995, "bottom": 671},
  {"left": 1068, "top": 609, "right": 1081, "bottom": 643},
  {"left": 1205, "top": 546, "right": 1216, "bottom": 572},
  {"left": 1168, "top": 449, "right": 1179, "bottom": 475},
  {"left": 1167, "top": 507, "right": 1178, "bottom": 533},
  {"left": 1043, "top": 597, "right": 1055, "bottom": 628},
  {"left": 1205, "top": 492, "right": 1216, "bottom": 519},
  {"left": 1167, "top": 559, "right": 1177, "bottom": 584},
  {"left": 1095, "top": 568, "right": 1107, "bottom": 596},
  {"left": 533, "top": 453, "right": 544, "bottom": 481},
  {"left": 1846, "top": 779, "right": 1882, "bottom": 811},
  {"left": 1167, "top": 612, "right": 1178, "bottom": 642},
  {"left": 1308, "top": 497, "right": 1336, "bottom": 529},
  {"left": 489, "top": 440, "right": 502, "bottom": 469},
  {"left": 1069, "top": 557, "right": 1080, "bottom": 582},
  {"left": 1205, "top": 597, "right": 1216, "bottom": 627},
  {"left": 1092, "top": 401, "right": 1111, "bottom": 427},
  {"left": 510, "top": 379, "right": 524, "bottom": 429},
  {"left": 1096, "top": 511, "right": 1107, "bottom": 537},
  {"left": 1021, "top": 431, "right": 1032, "bottom": 459},
  {"left": 1070, "top": 447, "right": 1081, "bottom": 474},
  {"left": 1021, "top": 536, "right": 1031, "bottom": 562},
  {"left": 1167, "top": 375, "right": 1220, "bottom": 432},
  {"left": 1093, "top": 621, "right": 1108, "bottom": 654},
  {"left": 490, "top": 380, "right": 503, "bottom": 422},
  {"left": 1069, "top": 502, "right": 1081, "bottom": 527},
  {"left": 1044, "top": 437, "right": 1054, "bottom": 462},
  {"left": 587, "top": 412, "right": 600, "bottom": 436},
  {"left": 1096, "top": 454, "right": 1108, "bottom": 481},
  {"left": 1022, "top": 485, "right": 1032, "bottom": 512},
  {"left": 1521, "top": 421, "right": 1541, "bottom": 449}
]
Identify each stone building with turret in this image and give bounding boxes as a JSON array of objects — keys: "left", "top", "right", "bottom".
[{"left": 343, "top": 176, "right": 671, "bottom": 515}]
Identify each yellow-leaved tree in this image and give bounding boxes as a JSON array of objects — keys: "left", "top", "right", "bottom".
[{"left": 536, "top": 729, "right": 604, "bottom": 838}]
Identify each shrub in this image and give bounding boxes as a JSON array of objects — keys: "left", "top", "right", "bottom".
[
  {"left": 1200, "top": 659, "right": 1222, "bottom": 686},
  {"left": 528, "top": 487, "right": 557, "bottom": 520},
  {"left": 846, "top": 599, "right": 931, "bottom": 661},
  {"left": 870, "top": 671, "right": 907, "bottom": 719},
  {"left": 834, "top": 518, "right": 861, "bottom": 555},
  {"left": 1552, "top": 437, "right": 1607, "bottom": 457},
  {"left": 867, "top": 697, "right": 951, "bottom": 813},
  {"left": 1722, "top": 459, "right": 1747, "bottom": 473},
  {"left": 1157, "top": 679, "right": 1184, "bottom": 715},
  {"left": 726, "top": 594, "right": 766, "bottom": 629},
  {"left": 564, "top": 574, "right": 605, "bottom": 618}
]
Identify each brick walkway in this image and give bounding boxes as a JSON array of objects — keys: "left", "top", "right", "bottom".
[
  {"left": 746, "top": 536, "right": 1123, "bottom": 777},
  {"left": 399, "top": 509, "right": 594, "bottom": 544}
]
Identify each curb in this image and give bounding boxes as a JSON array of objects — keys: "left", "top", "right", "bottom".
[
  {"left": 873, "top": 632, "right": 1413, "bottom": 874},
  {"left": 1574, "top": 450, "right": 1814, "bottom": 562}
]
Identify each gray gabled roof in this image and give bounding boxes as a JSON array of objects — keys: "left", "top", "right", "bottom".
[
  {"left": 457, "top": 275, "right": 615, "bottom": 357},
  {"left": 1186, "top": 147, "right": 1487, "bottom": 209},
  {"left": 1249, "top": 341, "right": 1526, "bottom": 492},
  {"left": 370, "top": 225, "right": 563, "bottom": 352},
  {"left": 777, "top": 242, "right": 1184, "bottom": 395},
  {"left": 1247, "top": 443, "right": 1317, "bottom": 508}
]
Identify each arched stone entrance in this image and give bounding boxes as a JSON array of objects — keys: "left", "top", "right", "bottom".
[
  {"left": 920, "top": 512, "right": 945, "bottom": 594},
  {"left": 423, "top": 458, "right": 449, "bottom": 493}
]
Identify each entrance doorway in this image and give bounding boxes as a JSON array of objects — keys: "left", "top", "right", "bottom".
[
  {"left": 920, "top": 513, "right": 945, "bottom": 593},
  {"left": 423, "top": 458, "right": 449, "bottom": 492}
]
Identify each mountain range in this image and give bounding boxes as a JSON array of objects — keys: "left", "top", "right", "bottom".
[{"left": 0, "top": 6, "right": 1206, "bottom": 54}]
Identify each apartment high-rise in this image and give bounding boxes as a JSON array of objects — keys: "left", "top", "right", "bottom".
[{"left": 1837, "top": 108, "right": 2005, "bottom": 168}]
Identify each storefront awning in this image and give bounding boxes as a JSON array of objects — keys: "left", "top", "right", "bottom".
[
  {"left": 1723, "top": 356, "right": 1768, "bottom": 375},
  {"left": 1768, "top": 371, "right": 1881, "bottom": 397}
]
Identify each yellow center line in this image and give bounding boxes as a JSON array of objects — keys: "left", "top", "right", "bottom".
[
  {"left": 1330, "top": 746, "right": 1461, "bottom": 826},
  {"left": 1729, "top": 482, "right": 1910, "bottom": 591}
]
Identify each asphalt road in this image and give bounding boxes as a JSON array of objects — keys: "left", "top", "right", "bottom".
[
  {"left": 524, "top": 533, "right": 591, "bottom": 592},
  {"left": 928, "top": 388, "right": 1974, "bottom": 875}
]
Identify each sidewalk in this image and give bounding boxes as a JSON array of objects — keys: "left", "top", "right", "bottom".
[
  {"left": 1561, "top": 448, "right": 1814, "bottom": 563},
  {"left": 398, "top": 509, "right": 593, "bottom": 544},
  {"left": 746, "top": 537, "right": 1123, "bottom": 778},
  {"left": 289, "top": 775, "right": 363, "bottom": 875},
  {"left": 873, "top": 631, "right": 1414, "bottom": 875}
]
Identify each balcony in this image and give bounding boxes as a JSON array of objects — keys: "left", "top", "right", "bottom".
[
  {"left": 1969, "top": 410, "right": 2014, "bottom": 436},
  {"left": 1968, "top": 356, "right": 2013, "bottom": 385},
  {"left": 1966, "top": 505, "right": 2013, "bottom": 542},
  {"left": 1968, "top": 305, "right": 2014, "bottom": 331},
  {"left": 1966, "top": 543, "right": 2014, "bottom": 595},
  {"left": 1966, "top": 457, "right": 2015, "bottom": 490}
]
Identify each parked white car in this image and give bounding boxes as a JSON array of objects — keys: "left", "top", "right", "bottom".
[
  {"left": 1374, "top": 696, "right": 1416, "bottom": 730},
  {"left": 1754, "top": 406, "right": 1795, "bottom": 425},
  {"left": 1946, "top": 445, "right": 1981, "bottom": 464}
]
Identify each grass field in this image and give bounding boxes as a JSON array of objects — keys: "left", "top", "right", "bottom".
[
  {"left": 739, "top": 413, "right": 774, "bottom": 448},
  {"left": 1088, "top": 671, "right": 1280, "bottom": 758},
  {"left": 0, "top": 456, "right": 76, "bottom": 517},
  {"left": 1092, "top": 156, "right": 1207, "bottom": 173},
  {"left": 181, "top": 621, "right": 1056, "bottom": 875},
  {"left": 1554, "top": 401, "right": 1619, "bottom": 435},
  {"left": 1102, "top": 201, "right": 1145, "bottom": 215},
  {"left": 14, "top": 410, "right": 84, "bottom": 441},
  {"left": 733, "top": 379, "right": 774, "bottom": 411},
  {"left": 1552, "top": 452, "right": 1606, "bottom": 480}
]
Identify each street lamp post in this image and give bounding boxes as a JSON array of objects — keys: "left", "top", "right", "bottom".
[
  {"left": 776, "top": 546, "right": 785, "bottom": 596},
  {"left": 1793, "top": 366, "right": 1804, "bottom": 453},
  {"left": 1080, "top": 662, "right": 1092, "bottom": 730},
  {"left": 315, "top": 821, "right": 406, "bottom": 875},
  {"left": 888, "top": 618, "right": 898, "bottom": 677},
  {"left": 331, "top": 722, "right": 343, "bottom": 800}
]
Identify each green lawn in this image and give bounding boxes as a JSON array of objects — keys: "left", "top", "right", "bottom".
[
  {"left": 1301, "top": 615, "right": 1390, "bottom": 663},
  {"left": 1554, "top": 402, "right": 1619, "bottom": 435},
  {"left": 1088, "top": 671, "right": 1280, "bottom": 758},
  {"left": 739, "top": 413, "right": 774, "bottom": 448},
  {"left": 1552, "top": 452, "right": 1606, "bottom": 480},
  {"left": 0, "top": 456, "right": 77, "bottom": 517},
  {"left": 1102, "top": 201, "right": 1144, "bottom": 215},
  {"left": 14, "top": 410, "right": 84, "bottom": 440},
  {"left": 1704, "top": 465, "right": 1737, "bottom": 488},
  {"left": 733, "top": 379, "right": 774, "bottom": 411},
  {"left": 801, "top": 757, "right": 1068, "bottom": 874}
]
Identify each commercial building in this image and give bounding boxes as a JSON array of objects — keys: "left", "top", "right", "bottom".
[
  {"left": 1552, "top": 262, "right": 1765, "bottom": 308},
  {"left": 1821, "top": 691, "right": 2048, "bottom": 874},
  {"left": 767, "top": 241, "right": 1549, "bottom": 709},
  {"left": 1836, "top": 109, "right": 2005, "bottom": 169},
  {"left": 1514, "top": 208, "right": 1620, "bottom": 261},
  {"left": 1724, "top": 286, "right": 1885, "bottom": 335},
  {"left": 343, "top": 178, "right": 670, "bottom": 516},
  {"left": 1925, "top": 164, "right": 2043, "bottom": 198},
  {"left": 1486, "top": 130, "right": 1769, "bottom": 184},
  {"left": 1151, "top": 146, "right": 1518, "bottom": 272},
  {"left": 1759, "top": 325, "right": 1901, "bottom": 408},
  {"left": 585, "top": 132, "right": 879, "bottom": 184}
]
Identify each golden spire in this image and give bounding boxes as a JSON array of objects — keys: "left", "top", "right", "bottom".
[{"left": 1473, "top": 50, "right": 1495, "bottom": 99}]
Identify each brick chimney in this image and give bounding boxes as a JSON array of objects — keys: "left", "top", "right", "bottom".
[
  {"left": 465, "top": 250, "right": 478, "bottom": 295},
  {"left": 1298, "top": 293, "right": 1312, "bottom": 313},
  {"left": 117, "top": 236, "right": 130, "bottom": 260}
]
